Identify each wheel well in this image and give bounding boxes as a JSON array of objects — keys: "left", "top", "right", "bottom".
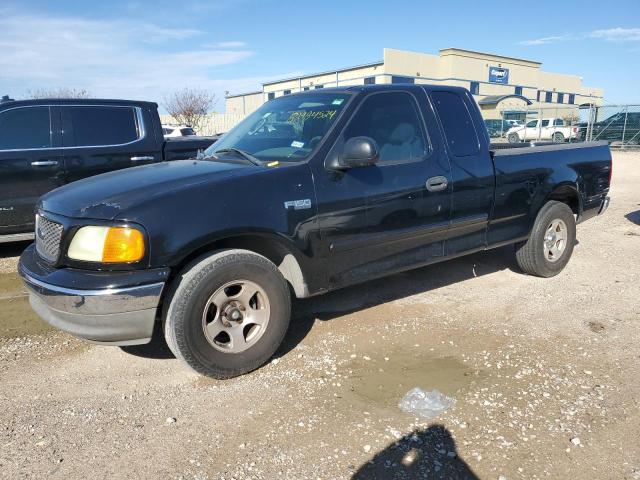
[
  {"left": 547, "top": 186, "right": 579, "bottom": 216},
  {"left": 173, "top": 234, "right": 309, "bottom": 298}
]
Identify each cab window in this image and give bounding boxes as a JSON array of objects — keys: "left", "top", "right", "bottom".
[
  {"left": 0, "top": 106, "right": 51, "bottom": 150},
  {"left": 343, "top": 92, "right": 428, "bottom": 164}
]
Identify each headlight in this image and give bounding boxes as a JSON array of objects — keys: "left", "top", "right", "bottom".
[{"left": 67, "top": 226, "right": 145, "bottom": 263}]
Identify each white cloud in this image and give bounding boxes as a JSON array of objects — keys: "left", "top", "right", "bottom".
[
  {"left": 517, "top": 34, "right": 573, "bottom": 46},
  {"left": 589, "top": 27, "right": 640, "bottom": 42},
  {"left": 210, "top": 41, "right": 247, "bottom": 48},
  {"left": 0, "top": 11, "right": 284, "bottom": 110}
]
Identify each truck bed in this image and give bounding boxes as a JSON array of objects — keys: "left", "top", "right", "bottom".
[{"left": 163, "top": 136, "right": 220, "bottom": 161}]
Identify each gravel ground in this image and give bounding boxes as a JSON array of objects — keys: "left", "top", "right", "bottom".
[{"left": 1, "top": 151, "right": 639, "bottom": 480}]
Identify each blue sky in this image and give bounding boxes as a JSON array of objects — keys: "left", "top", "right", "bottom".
[{"left": 1, "top": 0, "right": 639, "bottom": 110}]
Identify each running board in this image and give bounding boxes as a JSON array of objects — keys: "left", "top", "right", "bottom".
[{"left": 0, "top": 232, "right": 35, "bottom": 244}]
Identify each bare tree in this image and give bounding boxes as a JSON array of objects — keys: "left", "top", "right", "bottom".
[
  {"left": 28, "top": 87, "right": 92, "bottom": 99},
  {"left": 163, "top": 88, "right": 217, "bottom": 134}
]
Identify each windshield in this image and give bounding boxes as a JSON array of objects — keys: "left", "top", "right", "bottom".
[{"left": 205, "top": 93, "right": 351, "bottom": 162}]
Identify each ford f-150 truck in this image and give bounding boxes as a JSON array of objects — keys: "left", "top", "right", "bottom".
[
  {"left": 0, "top": 97, "right": 218, "bottom": 241},
  {"left": 18, "top": 85, "right": 612, "bottom": 378}
]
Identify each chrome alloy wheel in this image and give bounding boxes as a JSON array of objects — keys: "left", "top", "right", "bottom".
[
  {"left": 543, "top": 219, "right": 568, "bottom": 263},
  {"left": 201, "top": 280, "right": 270, "bottom": 353}
]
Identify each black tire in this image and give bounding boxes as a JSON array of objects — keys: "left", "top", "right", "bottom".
[
  {"left": 508, "top": 133, "right": 520, "bottom": 144},
  {"left": 163, "top": 249, "right": 291, "bottom": 378},
  {"left": 515, "top": 201, "right": 576, "bottom": 278},
  {"left": 553, "top": 132, "right": 565, "bottom": 143}
]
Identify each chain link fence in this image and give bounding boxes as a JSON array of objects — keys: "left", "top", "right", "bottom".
[{"left": 488, "top": 104, "right": 640, "bottom": 148}]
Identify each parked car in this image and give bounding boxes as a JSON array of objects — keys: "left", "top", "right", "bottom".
[
  {"left": 484, "top": 119, "right": 512, "bottom": 138},
  {"left": 0, "top": 97, "right": 218, "bottom": 241},
  {"left": 19, "top": 84, "right": 611, "bottom": 378},
  {"left": 506, "top": 117, "right": 579, "bottom": 143},
  {"left": 162, "top": 124, "right": 197, "bottom": 138},
  {"left": 577, "top": 112, "right": 640, "bottom": 144}
]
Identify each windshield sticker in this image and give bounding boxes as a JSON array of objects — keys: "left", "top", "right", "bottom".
[
  {"left": 291, "top": 140, "right": 305, "bottom": 148},
  {"left": 288, "top": 110, "right": 337, "bottom": 122},
  {"left": 331, "top": 98, "right": 345, "bottom": 105}
]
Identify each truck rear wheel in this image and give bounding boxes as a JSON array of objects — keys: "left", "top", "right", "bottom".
[
  {"left": 163, "top": 249, "right": 291, "bottom": 378},
  {"left": 553, "top": 132, "right": 565, "bottom": 142},
  {"left": 508, "top": 133, "right": 520, "bottom": 143},
  {"left": 515, "top": 201, "right": 576, "bottom": 277}
]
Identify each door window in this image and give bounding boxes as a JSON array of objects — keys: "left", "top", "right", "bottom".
[
  {"left": 541, "top": 120, "right": 550, "bottom": 127},
  {"left": 65, "top": 106, "right": 139, "bottom": 147},
  {"left": 526, "top": 120, "right": 538, "bottom": 128},
  {"left": 0, "top": 107, "right": 51, "bottom": 150},
  {"left": 431, "top": 91, "right": 480, "bottom": 157},
  {"left": 343, "top": 92, "right": 428, "bottom": 164},
  {"left": 554, "top": 119, "right": 564, "bottom": 126}
]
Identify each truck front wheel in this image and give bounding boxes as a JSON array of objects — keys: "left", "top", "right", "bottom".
[
  {"left": 163, "top": 249, "right": 291, "bottom": 378},
  {"left": 515, "top": 201, "right": 576, "bottom": 277}
]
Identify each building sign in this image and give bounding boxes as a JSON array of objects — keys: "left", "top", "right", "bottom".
[{"left": 489, "top": 66, "right": 509, "bottom": 84}]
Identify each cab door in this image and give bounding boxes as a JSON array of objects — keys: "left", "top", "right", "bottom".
[
  {"left": 429, "top": 90, "right": 495, "bottom": 256},
  {"left": 61, "top": 104, "right": 160, "bottom": 184},
  {"left": 0, "top": 105, "right": 64, "bottom": 235},
  {"left": 312, "top": 89, "right": 451, "bottom": 288},
  {"left": 523, "top": 119, "right": 539, "bottom": 141}
]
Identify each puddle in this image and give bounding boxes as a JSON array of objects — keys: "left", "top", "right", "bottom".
[
  {"left": 344, "top": 353, "right": 477, "bottom": 409},
  {"left": 0, "top": 272, "right": 54, "bottom": 338}
]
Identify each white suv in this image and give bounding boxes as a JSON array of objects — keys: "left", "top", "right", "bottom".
[
  {"left": 506, "top": 118, "right": 578, "bottom": 143},
  {"left": 162, "top": 125, "right": 197, "bottom": 138}
]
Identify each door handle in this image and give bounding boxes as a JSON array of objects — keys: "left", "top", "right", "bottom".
[
  {"left": 30, "top": 160, "right": 59, "bottom": 167},
  {"left": 426, "top": 176, "right": 448, "bottom": 192},
  {"left": 130, "top": 156, "right": 154, "bottom": 162}
]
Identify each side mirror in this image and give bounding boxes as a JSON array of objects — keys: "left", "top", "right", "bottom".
[{"left": 339, "top": 136, "right": 379, "bottom": 169}]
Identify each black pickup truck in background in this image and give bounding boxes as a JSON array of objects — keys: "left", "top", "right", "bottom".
[
  {"left": 19, "top": 84, "right": 611, "bottom": 379},
  {"left": 0, "top": 97, "right": 218, "bottom": 241}
]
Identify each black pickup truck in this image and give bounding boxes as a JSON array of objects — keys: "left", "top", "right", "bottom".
[
  {"left": 0, "top": 97, "right": 217, "bottom": 241},
  {"left": 19, "top": 85, "right": 611, "bottom": 378}
]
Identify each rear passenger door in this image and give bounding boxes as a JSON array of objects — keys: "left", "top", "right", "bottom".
[
  {"left": 430, "top": 90, "right": 495, "bottom": 255},
  {"left": 0, "top": 105, "right": 64, "bottom": 234},
  {"left": 61, "top": 105, "right": 160, "bottom": 184}
]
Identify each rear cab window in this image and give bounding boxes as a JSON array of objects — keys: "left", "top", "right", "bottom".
[
  {"left": 63, "top": 106, "right": 141, "bottom": 147},
  {"left": 0, "top": 106, "right": 52, "bottom": 150},
  {"left": 431, "top": 91, "right": 479, "bottom": 157}
]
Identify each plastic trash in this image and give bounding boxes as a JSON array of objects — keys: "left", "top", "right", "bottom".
[{"left": 398, "top": 388, "right": 456, "bottom": 419}]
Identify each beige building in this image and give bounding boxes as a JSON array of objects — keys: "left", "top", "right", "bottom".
[{"left": 226, "top": 47, "right": 603, "bottom": 120}]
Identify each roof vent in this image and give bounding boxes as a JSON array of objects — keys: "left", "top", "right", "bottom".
[{"left": 1, "top": 95, "right": 15, "bottom": 103}]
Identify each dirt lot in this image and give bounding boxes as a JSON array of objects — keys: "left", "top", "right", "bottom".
[{"left": 1, "top": 151, "right": 639, "bottom": 480}]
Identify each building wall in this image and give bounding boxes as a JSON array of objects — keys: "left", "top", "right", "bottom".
[
  {"left": 224, "top": 47, "right": 604, "bottom": 120},
  {"left": 226, "top": 91, "right": 263, "bottom": 115}
]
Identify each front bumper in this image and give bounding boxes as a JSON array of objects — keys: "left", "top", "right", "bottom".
[{"left": 19, "top": 244, "right": 169, "bottom": 345}]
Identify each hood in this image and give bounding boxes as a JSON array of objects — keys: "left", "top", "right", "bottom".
[{"left": 40, "top": 160, "right": 252, "bottom": 220}]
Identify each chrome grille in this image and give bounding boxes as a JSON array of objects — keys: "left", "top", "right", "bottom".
[{"left": 35, "top": 214, "right": 63, "bottom": 262}]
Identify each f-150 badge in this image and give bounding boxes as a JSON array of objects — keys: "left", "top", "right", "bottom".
[{"left": 284, "top": 199, "right": 311, "bottom": 210}]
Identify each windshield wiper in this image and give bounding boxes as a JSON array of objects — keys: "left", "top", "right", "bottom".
[{"left": 213, "top": 148, "right": 263, "bottom": 166}]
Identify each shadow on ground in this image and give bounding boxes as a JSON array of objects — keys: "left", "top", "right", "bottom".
[
  {"left": 625, "top": 209, "right": 640, "bottom": 226},
  {"left": 352, "top": 425, "right": 479, "bottom": 479},
  {"left": 279, "top": 245, "right": 516, "bottom": 358},
  {"left": 0, "top": 241, "right": 30, "bottom": 259},
  {"left": 122, "top": 246, "right": 516, "bottom": 362},
  {"left": 120, "top": 323, "right": 174, "bottom": 360}
]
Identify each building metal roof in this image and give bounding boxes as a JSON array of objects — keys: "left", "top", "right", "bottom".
[
  {"left": 225, "top": 90, "right": 262, "bottom": 99},
  {"left": 478, "top": 94, "right": 533, "bottom": 106},
  {"left": 261, "top": 61, "right": 384, "bottom": 86}
]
